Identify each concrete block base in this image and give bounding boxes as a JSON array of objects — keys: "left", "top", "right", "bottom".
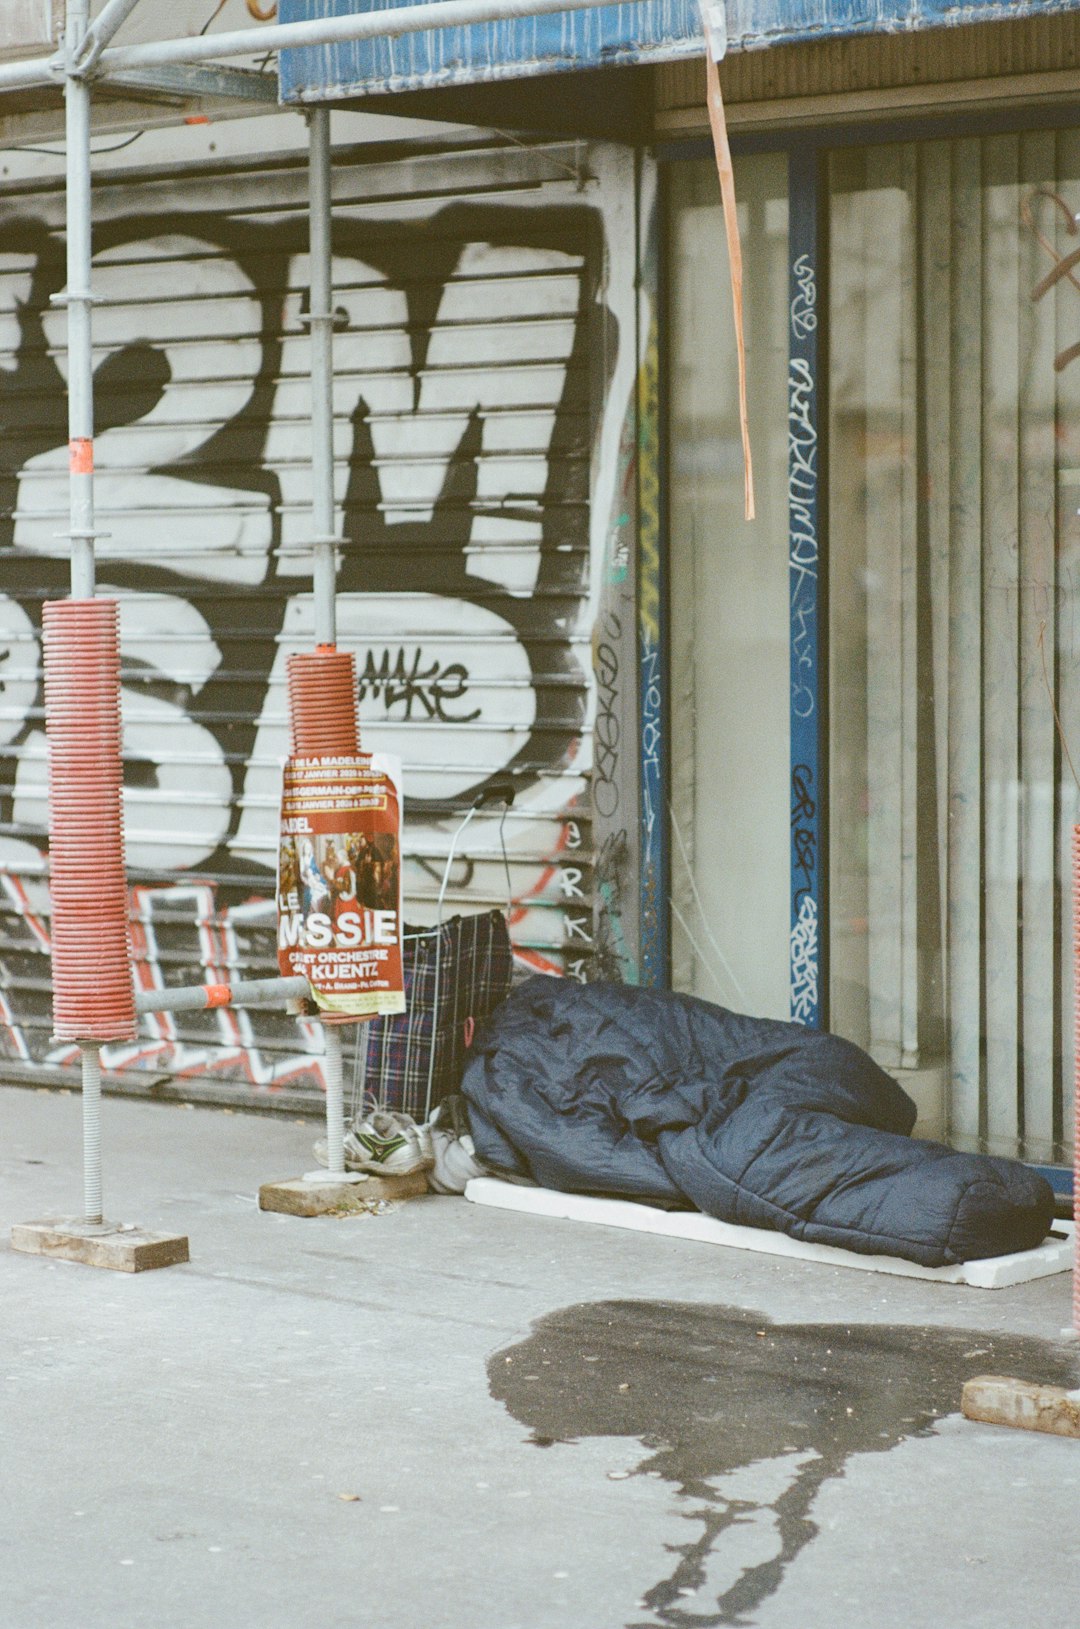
[
  {"left": 962, "top": 1375, "right": 1080, "bottom": 1439},
  {"left": 258, "top": 1171, "right": 429, "bottom": 1216},
  {"left": 10, "top": 1219, "right": 190, "bottom": 1273}
]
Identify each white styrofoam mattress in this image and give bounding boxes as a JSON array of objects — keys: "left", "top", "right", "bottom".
[{"left": 464, "top": 1178, "right": 1075, "bottom": 1289}]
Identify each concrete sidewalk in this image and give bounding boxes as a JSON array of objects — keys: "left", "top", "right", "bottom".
[{"left": 2, "top": 1084, "right": 1078, "bottom": 1629}]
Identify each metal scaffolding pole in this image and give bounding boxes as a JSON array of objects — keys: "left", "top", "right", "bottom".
[
  {"left": 320, "top": 1027, "right": 348, "bottom": 1181},
  {"left": 305, "top": 106, "right": 357, "bottom": 1185},
  {"left": 70, "top": 0, "right": 146, "bottom": 75},
  {"left": 97, "top": 0, "right": 634, "bottom": 74},
  {"left": 64, "top": 0, "right": 104, "bottom": 1224},
  {"left": 133, "top": 975, "right": 311, "bottom": 1016},
  {"left": 64, "top": 0, "right": 96, "bottom": 603},
  {"left": 0, "top": 0, "right": 632, "bottom": 95},
  {"left": 308, "top": 104, "right": 337, "bottom": 651}
]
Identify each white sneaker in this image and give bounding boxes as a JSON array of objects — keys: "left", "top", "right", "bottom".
[
  {"left": 345, "top": 1110, "right": 434, "bottom": 1177},
  {"left": 426, "top": 1095, "right": 489, "bottom": 1194}
]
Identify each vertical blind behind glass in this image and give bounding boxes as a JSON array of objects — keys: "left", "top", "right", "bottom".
[{"left": 829, "top": 132, "right": 1080, "bottom": 1165}]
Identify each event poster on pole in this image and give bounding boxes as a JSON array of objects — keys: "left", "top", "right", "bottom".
[{"left": 276, "top": 753, "right": 406, "bottom": 1019}]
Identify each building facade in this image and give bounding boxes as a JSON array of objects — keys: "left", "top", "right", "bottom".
[
  {"left": 0, "top": 1, "right": 1076, "bottom": 1184},
  {"left": 0, "top": 111, "right": 641, "bottom": 1101},
  {"left": 661, "top": 8, "right": 1080, "bottom": 1177}
]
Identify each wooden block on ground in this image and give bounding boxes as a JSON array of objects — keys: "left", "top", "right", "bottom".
[
  {"left": 258, "top": 1171, "right": 429, "bottom": 1216},
  {"left": 11, "top": 1219, "right": 189, "bottom": 1273},
  {"left": 962, "top": 1374, "right": 1080, "bottom": 1439}
]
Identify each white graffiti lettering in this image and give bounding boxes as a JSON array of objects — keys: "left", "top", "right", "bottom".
[
  {"left": 788, "top": 356, "right": 818, "bottom": 718},
  {"left": 0, "top": 159, "right": 639, "bottom": 1083},
  {"left": 789, "top": 893, "right": 819, "bottom": 1026},
  {"left": 790, "top": 253, "right": 817, "bottom": 342}
]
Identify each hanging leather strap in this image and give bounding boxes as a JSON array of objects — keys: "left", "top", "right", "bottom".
[{"left": 700, "top": 4, "right": 755, "bottom": 520}]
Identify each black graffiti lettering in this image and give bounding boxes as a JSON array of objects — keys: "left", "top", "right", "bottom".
[
  {"left": 358, "top": 647, "right": 481, "bottom": 724},
  {"left": 793, "top": 827, "right": 816, "bottom": 905},
  {"left": 791, "top": 764, "right": 817, "bottom": 906},
  {"left": 639, "top": 642, "right": 662, "bottom": 870},
  {"left": 593, "top": 609, "right": 622, "bottom": 818},
  {"left": 0, "top": 193, "right": 615, "bottom": 1077},
  {"left": 587, "top": 827, "right": 633, "bottom": 982},
  {"left": 791, "top": 764, "right": 816, "bottom": 825},
  {"left": 595, "top": 827, "right": 628, "bottom": 884},
  {"left": 415, "top": 855, "right": 475, "bottom": 890}
]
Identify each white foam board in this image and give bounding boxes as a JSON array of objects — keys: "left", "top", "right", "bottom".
[{"left": 464, "top": 1179, "right": 1075, "bottom": 1289}]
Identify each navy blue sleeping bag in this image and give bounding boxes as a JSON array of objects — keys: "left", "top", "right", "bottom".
[{"left": 461, "top": 978, "right": 1055, "bottom": 1267}]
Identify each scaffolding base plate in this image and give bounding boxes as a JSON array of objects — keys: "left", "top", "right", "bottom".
[
  {"left": 10, "top": 1219, "right": 190, "bottom": 1272},
  {"left": 962, "top": 1375, "right": 1080, "bottom": 1439}
]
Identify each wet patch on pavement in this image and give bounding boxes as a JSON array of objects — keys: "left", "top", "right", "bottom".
[{"left": 489, "top": 1300, "right": 1079, "bottom": 1627}]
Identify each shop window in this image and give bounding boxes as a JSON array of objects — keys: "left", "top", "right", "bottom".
[
  {"left": 668, "top": 155, "right": 791, "bottom": 1019},
  {"left": 829, "top": 132, "right": 1080, "bottom": 1163}
]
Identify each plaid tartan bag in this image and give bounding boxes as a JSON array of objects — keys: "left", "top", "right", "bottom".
[{"left": 351, "top": 908, "right": 513, "bottom": 1123}]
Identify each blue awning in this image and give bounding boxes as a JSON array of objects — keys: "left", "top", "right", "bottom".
[{"left": 278, "top": 0, "right": 1080, "bottom": 101}]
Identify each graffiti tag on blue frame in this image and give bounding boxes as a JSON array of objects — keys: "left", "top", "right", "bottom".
[{"left": 788, "top": 156, "right": 822, "bottom": 1028}]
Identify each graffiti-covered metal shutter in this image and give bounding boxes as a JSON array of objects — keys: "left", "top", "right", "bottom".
[{"left": 0, "top": 133, "right": 640, "bottom": 1104}]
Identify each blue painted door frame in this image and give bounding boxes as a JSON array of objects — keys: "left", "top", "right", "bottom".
[
  {"left": 653, "top": 95, "right": 1080, "bottom": 1025},
  {"left": 786, "top": 145, "right": 826, "bottom": 1029}
]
